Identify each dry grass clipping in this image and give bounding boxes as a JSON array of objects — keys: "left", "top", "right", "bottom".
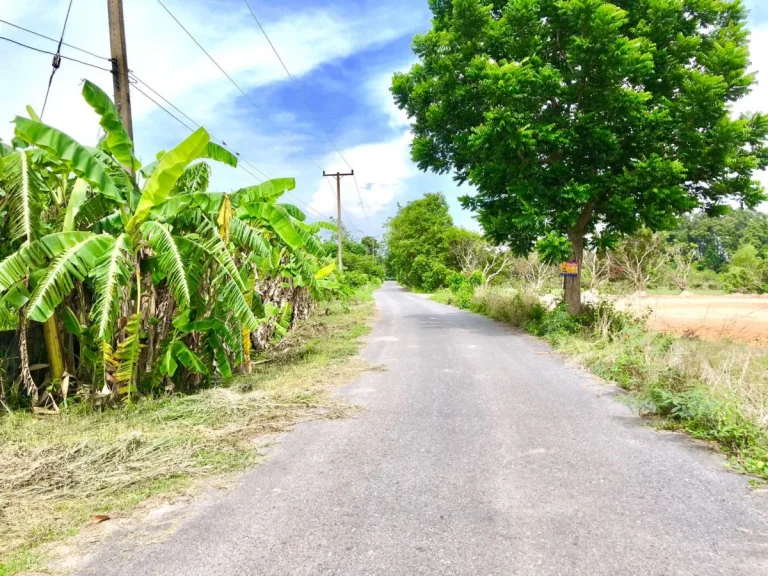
[{"left": 0, "top": 296, "right": 375, "bottom": 563}]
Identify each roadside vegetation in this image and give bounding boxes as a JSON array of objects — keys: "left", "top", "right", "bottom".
[
  {"left": 433, "top": 284, "right": 768, "bottom": 480},
  {"left": 0, "top": 287, "right": 377, "bottom": 574},
  {"left": 0, "top": 81, "right": 381, "bottom": 572},
  {"left": 382, "top": 185, "right": 768, "bottom": 481}
]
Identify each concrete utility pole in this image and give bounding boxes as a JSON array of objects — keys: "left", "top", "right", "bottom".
[
  {"left": 323, "top": 170, "right": 354, "bottom": 271},
  {"left": 107, "top": 0, "right": 134, "bottom": 141}
]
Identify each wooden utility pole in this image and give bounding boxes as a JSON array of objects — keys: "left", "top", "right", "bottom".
[
  {"left": 107, "top": 0, "right": 134, "bottom": 140},
  {"left": 323, "top": 170, "right": 354, "bottom": 271}
]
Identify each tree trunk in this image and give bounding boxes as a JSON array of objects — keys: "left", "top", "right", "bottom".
[
  {"left": 43, "top": 316, "right": 66, "bottom": 383},
  {"left": 564, "top": 230, "right": 585, "bottom": 315}
]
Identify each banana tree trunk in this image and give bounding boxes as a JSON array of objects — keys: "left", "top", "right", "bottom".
[{"left": 43, "top": 316, "right": 65, "bottom": 383}]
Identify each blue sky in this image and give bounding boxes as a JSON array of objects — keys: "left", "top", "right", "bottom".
[{"left": 1, "top": 0, "right": 766, "bottom": 239}]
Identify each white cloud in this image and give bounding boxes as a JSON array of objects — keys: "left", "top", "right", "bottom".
[
  {"left": 309, "top": 130, "right": 414, "bottom": 221},
  {"left": 0, "top": 0, "right": 424, "bottom": 177}
]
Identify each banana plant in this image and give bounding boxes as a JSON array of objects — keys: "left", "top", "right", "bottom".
[{"left": 0, "top": 82, "right": 256, "bottom": 398}]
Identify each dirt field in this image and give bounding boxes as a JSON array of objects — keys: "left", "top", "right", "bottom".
[{"left": 617, "top": 294, "right": 768, "bottom": 346}]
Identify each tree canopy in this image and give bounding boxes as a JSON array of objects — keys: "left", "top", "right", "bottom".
[
  {"left": 392, "top": 0, "right": 768, "bottom": 312},
  {"left": 385, "top": 193, "right": 455, "bottom": 290}
]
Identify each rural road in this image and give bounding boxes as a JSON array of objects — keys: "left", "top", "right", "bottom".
[{"left": 80, "top": 282, "right": 768, "bottom": 575}]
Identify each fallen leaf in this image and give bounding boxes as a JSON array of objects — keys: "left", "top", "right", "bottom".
[{"left": 90, "top": 515, "right": 110, "bottom": 524}]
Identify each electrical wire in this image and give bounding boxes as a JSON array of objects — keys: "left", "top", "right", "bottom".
[
  {"left": 154, "top": 0, "right": 325, "bottom": 172},
  {"left": 0, "top": 18, "right": 110, "bottom": 61},
  {"left": 127, "top": 74, "right": 332, "bottom": 220},
  {"left": 2, "top": 20, "right": 333, "bottom": 221},
  {"left": 41, "top": 0, "right": 75, "bottom": 119},
  {"left": 0, "top": 36, "right": 114, "bottom": 74},
  {"left": 241, "top": 0, "right": 370, "bottom": 226}
]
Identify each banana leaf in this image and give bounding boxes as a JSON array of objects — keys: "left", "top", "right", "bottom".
[
  {"left": 81, "top": 80, "right": 140, "bottom": 170},
  {"left": 129, "top": 127, "right": 210, "bottom": 230},
  {"left": 14, "top": 117, "right": 124, "bottom": 202}
]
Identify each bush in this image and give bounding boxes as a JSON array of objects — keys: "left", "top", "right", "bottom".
[
  {"left": 468, "top": 287, "right": 544, "bottom": 327},
  {"left": 527, "top": 305, "right": 581, "bottom": 337},
  {"left": 455, "top": 284, "right": 474, "bottom": 309},
  {"left": 689, "top": 268, "right": 723, "bottom": 291},
  {"left": 467, "top": 270, "right": 484, "bottom": 287},
  {"left": 723, "top": 266, "right": 762, "bottom": 294},
  {"left": 410, "top": 255, "right": 449, "bottom": 291},
  {"left": 341, "top": 270, "right": 369, "bottom": 288}
]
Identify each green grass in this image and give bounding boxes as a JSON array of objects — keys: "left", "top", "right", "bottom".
[
  {"left": 437, "top": 285, "right": 768, "bottom": 481},
  {"left": 0, "top": 289, "right": 376, "bottom": 574}
]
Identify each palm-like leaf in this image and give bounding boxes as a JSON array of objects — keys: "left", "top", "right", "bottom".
[
  {"left": 230, "top": 217, "right": 270, "bottom": 258},
  {"left": 0, "top": 231, "right": 96, "bottom": 292},
  {"left": 74, "top": 194, "right": 119, "bottom": 230},
  {"left": 278, "top": 203, "right": 306, "bottom": 221},
  {"left": 141, "top": 221, "right": 191, "bottom": 308},
  {"left": 201, "top": 142, "right": 238, "bottom": 167},
  {"left": 273, "top": 302, "right": 293, "bottom": 341},
  {"left": 174, "top": 162, "right": 211, "bottom": 195},
  {"left": 3, "top": 150, "right": 44, "bottom": 243},
  {"left": 90, "top": 233, "right": 132, "bottom": 341},
  {"left": 129, "top": 127, "right": 210, "bottom": 230},
  {"left": 81, "top": 80, "right": 139, "bottom": 170},
  {"left": 27, "top": 234, "right": 113, "bottom": 322},
  {"left": 236, "top": 202, "right": 304, "bottom": 250},
  {"left": 62, "top": 178, "right": 90, "bottom": 232},
  {"left": 183, "top": 218, "right": 246, "bottom": 292},
  {"left": 14, "top": 117, "right": 123, "bottom": 202},
  {"left": 232, "top": 177, "right": 295, "bottom": 204},
  {"left": 114, "top": 312, "right": 142, "bottom": 394},
  {"left": 216, "top": 271, "right": 259, "bottom": 331}
]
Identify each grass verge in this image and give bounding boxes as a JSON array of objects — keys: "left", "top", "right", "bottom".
[
  {"left": 433, "top": 285, "right": 768, "bottom": 481},
  {"left": 0, "top": 289, "right": 376, "bottom": 574}
]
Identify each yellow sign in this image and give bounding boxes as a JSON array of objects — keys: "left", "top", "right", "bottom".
[{"left": 561, "top": 261, "right": 578, "bottom": 277}]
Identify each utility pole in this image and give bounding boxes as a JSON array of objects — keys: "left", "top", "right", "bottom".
[
  {"left": 323, "top": 169, "right": 354, "bottom": 271},
  {"left": 107, "top": 0, "right": 134, "bottom": 141}
]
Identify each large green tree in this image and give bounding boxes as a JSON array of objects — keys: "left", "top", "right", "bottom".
[
  {"left": 392, "top": 0, "right": 768, "bottom": 312},
  {"left": 385, "top": 192, "right": 455, "bottom": 289}
]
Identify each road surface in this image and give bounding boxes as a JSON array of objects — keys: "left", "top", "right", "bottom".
[{"left": 79, "top": 282, "right": 768, "bottom": 575}]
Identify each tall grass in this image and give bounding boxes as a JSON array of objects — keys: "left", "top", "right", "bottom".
[{"left": 438, "top": 286, "right": 768, "bottom": 479}]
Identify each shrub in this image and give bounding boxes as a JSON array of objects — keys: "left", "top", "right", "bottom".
[
  {"left": 467, "top": 270, "right": 484, "bottom": 287},
  {"left": 341, "top": 270, "right": 369, "bottom": 288},
  {"left": 723, "top": 266, "right": 762, "bottom": 294},
  {"left": 689, "top": 268, "right": 723, "bottom": 291},
  {"left": 455, "top": 284, "right": 474, "bottom": 309},
  {"left": 469, "top": 287, "right": 544, "bottom": 327}
]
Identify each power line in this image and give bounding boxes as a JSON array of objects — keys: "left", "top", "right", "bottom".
[
  {"left": 130, "top": 82, "right": 195, "bottom": 132},
  {"left": 130, "top": 76, "right": 332, "bottom": 219},
  {"left": 0, "top": 18, "right": 110, "bottom": 61},
  {"left": 240, "top": 0, "right": 371, "bottom": 226},
  {"left": 0, "top": 36, "right": 114, "bottom": 74},
  {"left": 153, "top": 0, "right": 325, "bottom": 172},
  {"left": 2, "top": 20, "right": 333, "bottom": 221},
  {"left": 351, "top": 173, "right": 370, "bottom": 225},
  {"left": 129, "top": 73, "right": 272, "bottom": 178},
  {"left": 41, "top": 0, "right": 75, "bottom": 119}
]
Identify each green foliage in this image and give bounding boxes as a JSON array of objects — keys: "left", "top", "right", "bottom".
[
  {"left": 0, "top": 81, "right": 347, "bottom": 409},
  {"left": 384, "top": 193, "right": 456, "bottom": 290},
  {"left": 670, "top": 210, "right": 768, "bottom": 272},
  {"left": 393, "top": 0, "right": 768, "bottom": 308}
]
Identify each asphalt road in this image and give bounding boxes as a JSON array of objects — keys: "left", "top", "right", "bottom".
[{"left": 79, "top": 282, "right": 768, "bottom": 575}]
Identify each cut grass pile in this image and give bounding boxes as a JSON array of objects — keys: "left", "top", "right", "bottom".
[
  {"left": 0, "top": 291, "right": 375, "bottom": 573},
  {"left": 434, "top": 285, "right": 768, "bottom": 480}
]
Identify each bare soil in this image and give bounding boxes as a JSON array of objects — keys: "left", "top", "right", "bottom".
[{"left": 617, "top": 294, "right": 768, "bottom": 345}]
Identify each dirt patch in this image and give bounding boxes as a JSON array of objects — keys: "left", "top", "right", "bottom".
[{"left": 617, "top": 295, "right": 768, "bottom": 346}]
